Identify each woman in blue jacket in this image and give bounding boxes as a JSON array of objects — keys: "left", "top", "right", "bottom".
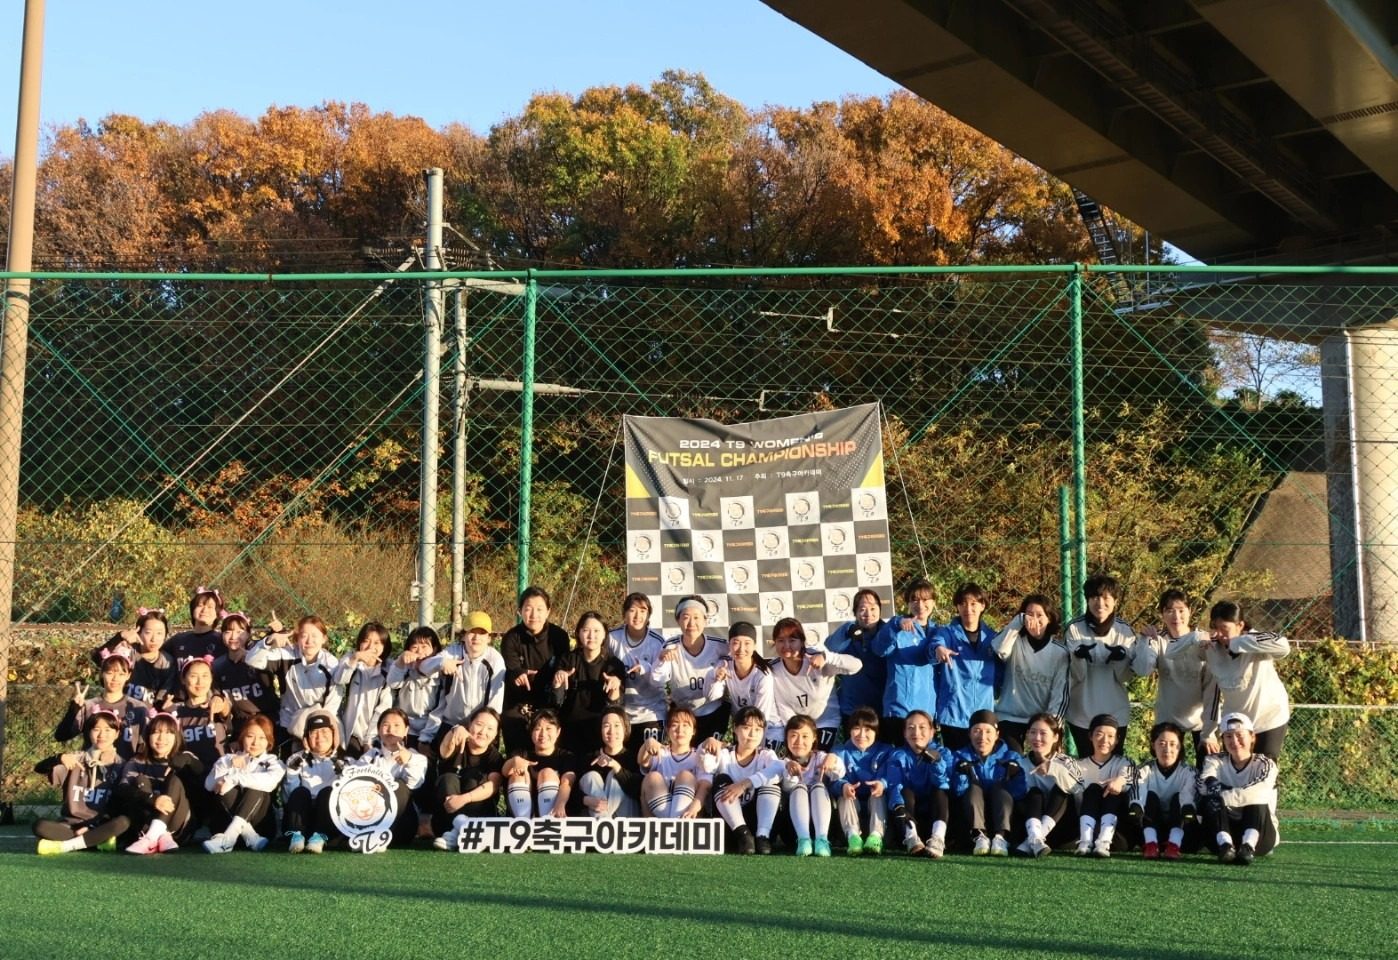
[{"left": 951, "top": 709, "right": 1029, "bottom": 857}]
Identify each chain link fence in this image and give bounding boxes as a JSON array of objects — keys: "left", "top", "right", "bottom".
[{"left": 2, "top": 265, "right": 1396, "bottom": 817}]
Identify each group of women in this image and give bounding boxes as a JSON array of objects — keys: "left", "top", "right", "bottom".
[{"left": 33, "top": 576, "right": 1285, "bottom": 863}]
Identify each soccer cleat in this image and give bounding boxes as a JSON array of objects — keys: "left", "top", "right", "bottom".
[
  {"left": 1015, "top": 838, "right": 1035, "bottom": 856},
  {"left": 244, "top": 833, "right": 269, "bottom": 853},
  {"left": 927, "top": 835, "right": 946, "bottom": 860},
  {"left": 1075, "top": 839, "right": 1092, "bottom": 856},
  {"left": 1093, "top": 836, "right": 1113, "bottom": 859},
  {"left": 432, "top": 831, "right": 456, "bottom": 852},
  {"left": 795, "top": 838, "right": 813, "bottom": 857},
  {"left": 813, "top": 839, "right": 832, "bottom": 858},
  {"left": 1162, "top": 841, "right": 1182, "bottom": 861},
  {"left": 754, "top": 835, "right": 773, "bottom": 856},
  {"left": 155, "top": 833, "right": 179, "bottom": 854},
  {"left": 972, "top": 834, "right": 991, "bottom": 856},
  {"left": 203, "top": 832, "right": 236, "bottom": 854},
  {"left": 845, "top": 833, "right": 864, "bottom": 856},
  {"left": 1236, "top": 843, "right": 1256, "bottom": 866},
  {"left": 36, "top": 839, "right": 65, "bottom": 856},
  {"left": 990, "top": 835, "right": 1009, "bottom": 857},
  {"left": 125, "top": 831, "right": 163, "bottom": 855},
  {"left": 1031, "top": 837, "right": 1051, "bottom": 858},
  {"left": 286, "top": 831, "right": 306, "bottom": 854},
  {"left": 736, "top": 828, "right": 757, "bottom": 856},
  {"left": 305, "top": 832, "right": 328, "bottom": 855},
  {"left": 97, "top": 836, "right": 118, "bottom": 852},
  {"left": 1217, "top": 842, "right": 1236, "bottom": 864},
  {"left": 1142, "top": 841, "right": 1159, "bottom": 860},
  {"left": 864, "top": 834, "right": 883, "bottom": 856}
]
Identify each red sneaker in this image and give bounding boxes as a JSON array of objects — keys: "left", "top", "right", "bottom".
[
  {"left": 1162, "top": 841, "right": 1182, "bottom": 861},
  {"left": 1142, "top": 841, "right": 1159, "bottom": 860}
]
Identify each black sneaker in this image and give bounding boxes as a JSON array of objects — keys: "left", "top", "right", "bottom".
[
  {"left": 755, "top": 835, "right": 773, "bottom": 856},
  {"left": 1217, "top": 843, "right": 1236, "bottom": 864},
  {"left": 1236, "top": 843, "right": 1255, "bottom": 866},
  {"left": 735, "top": 827, "right": 756, "bottom": 856}
]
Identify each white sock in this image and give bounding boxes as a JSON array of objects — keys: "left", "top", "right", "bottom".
[
  {"left": 1241, "top": 828, "right": 1260, "bottom": 848},
  {"left": 668, "top": 783, "right": 695, "bottom": 819},
  {"left": 1079, "top": 816, "right": 1096, "bottom": 844},
  {"left": 930, "top": 819, "right": 947, "bottom": 841},
  {"left": 756, "top": 784, "right": 781, "bottom": 836},
  {"left": 507, "top": 782, "right": 533, "bottom": 818},
  {"left": 145, "top": 819, "right": 169, "bottom": 840},
  {"left": 1100, "top": 813, "right": 1117, "bottom": 829},
  {"left": 1025, "top": 817, "right": 1044, "bottom": 841},
  {"left": 809, "top": 788, "right": 832, "bottom": 841},
  {"left": 1097, "top": 821, "right": 1116, "bottom": 844},
  {"left": 1216, "top": 830, "right": 1232, "bottom": 848},
  {"left": 1041, "top": 814, "right": 1057, "bottom": 836},
  {"left": 536, "top": 783, "right": 560, "bottom": 816},
  {"left": 1168, "top": 827, "right": 1184, "bottom": 846},
  {"left": 60, "top": 836, "right": 87, "bottom": 852},
  {"left": 788, "top": 787, "right": 811, "bottom": 841},
  {"left": 226, "top": 816, "right": 250, "bottom": 841},
  {"left": 237, "top": 817, "right": 261, "bottom": 842},
  {"left": 715, "top": 796, "right": 745, "bottom": 831},
  {"left": 1143, "top": 826, "right": 1158, "bottom": 844},
  {"left": 646, "top": 791, "right": 670, "bottom": 817}
]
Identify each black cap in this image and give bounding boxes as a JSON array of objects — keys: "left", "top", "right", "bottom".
[
  {"left": 305, "top": 713, "right": 335, "bottom": 734},
  {"left": 968, "top": 709, "right": 998, "bottom": 728}
]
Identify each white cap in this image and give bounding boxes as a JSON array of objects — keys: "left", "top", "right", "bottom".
[{"left": 1220, "top": 712, "right": 1254, "bottom": 733}]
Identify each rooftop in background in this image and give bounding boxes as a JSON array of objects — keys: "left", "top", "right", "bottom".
[{"left": 764, "top": 0, "right": 1398, "bottom": 266}]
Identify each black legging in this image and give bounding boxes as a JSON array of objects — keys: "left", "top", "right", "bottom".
[
  {"left": 960, "top": 782, "right": 1013, "bottom": 836},
  {"left": 109, "top": 775, "right": 191, "bottom": 839},
  {"left": 433, "top": 770, "right": 499, "bottom": 833},
  {"left": 1015, "top": 785, "right": 1071, "bottom": 839},
  {"left": 33, "top": 816, "right": 131, "bottom": 847},
  {"left": 1206, "top": 801, "right": 1277, "bottom": 855},
  {"left": 1079, "top": 782, "right": 1127, "bottom": 821},
  {"left": 888, "top": 786, "right": 948, "bottom": 843},
  {"left": 211, "top": 786, "right": 275, "bottom": 833},
  {"left": 1253, "top": 724, "right": 1287, "bottom": 762},
  {"left": 1140, "top": 791, "right": 1183, "bottom": 831},
  {"left": 283, "top": 786, "right": 336, "bottom": 837}
]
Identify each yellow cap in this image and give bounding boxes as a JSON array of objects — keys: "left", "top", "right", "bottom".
[{"left": 465, "top": 610, "right": 493, "bottom": 633}]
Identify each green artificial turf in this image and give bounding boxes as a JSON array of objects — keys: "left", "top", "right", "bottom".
[{"left": 1, "top": 827, "right": 1395, "bottom": 959}]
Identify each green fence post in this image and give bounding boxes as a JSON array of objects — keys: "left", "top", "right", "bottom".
[
  {"left": 516, "top": 271, "right": 539, "bottom": 597},
  {"left": 1060, "top": 484, "right": 1074, "bottom": 623},
  {"left": 1069, "top": 264, "right": 1087, "bottom": 615}
]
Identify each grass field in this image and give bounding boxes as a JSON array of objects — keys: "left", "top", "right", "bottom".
[{"left": 1, "top": 824, "right": 1395, "bottom": 960}]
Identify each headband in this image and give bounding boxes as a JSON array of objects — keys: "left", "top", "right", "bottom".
[{"left": 674, "top": 598, "right": 706, "bottom": 620}]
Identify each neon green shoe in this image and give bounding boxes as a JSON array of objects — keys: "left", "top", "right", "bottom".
[
  {"left": 36, "top": 839, "right": 65, "bottom": 856},
  {"left": 98, "top": 836, "right": 118, "bottom": 852},
  {"left": 865, "top": 834, "right": 884, "bottom": 855},
  {"left": 845, "top": 833, "right": 864, "bottom": 856}
]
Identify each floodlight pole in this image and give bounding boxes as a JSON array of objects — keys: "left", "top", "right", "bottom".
[
  {"left": 0, "top": 0, "right": 45, "bottom": 816},
  {"left": 416, "top": 168, "right": 445, "bottom": 628}
]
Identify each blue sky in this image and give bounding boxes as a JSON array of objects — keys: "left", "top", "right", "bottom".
[{"left": 1, "top": 1, "right": 900, "bottom": 149}]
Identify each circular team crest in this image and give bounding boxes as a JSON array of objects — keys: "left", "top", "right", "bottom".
[
  {"left": 632, "top": 534, "right": 653, "bottom": 560},
  {"left": 329, "top": 764, "right": 398, "bottom": 853},
  {"left": 858, "top": 492, "right": 878, "bottom": 517}
]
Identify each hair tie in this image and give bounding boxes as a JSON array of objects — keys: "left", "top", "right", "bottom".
[
  {"left": 136, "top": 607, "right": 166, "bottom": 618},
  {"left": 179, "top": 654, "right": 214, "bottom": 672}
]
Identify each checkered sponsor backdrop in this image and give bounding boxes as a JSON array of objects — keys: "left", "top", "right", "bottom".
[{"left": 624, "top": 404, "right": 893, "bottom": 648}]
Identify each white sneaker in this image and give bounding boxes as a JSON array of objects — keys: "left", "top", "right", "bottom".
[
  {"left": 1030, "top": 836, "right": 1050, "bottom": 858},
  {"left": 433, "top": 828, "right": 459, "bottom": 851},
  {"left": 927, "top": 835, "right": 946, "bottom": 859},
  {"left": 1075, "top": 839, "right": 1092, "bottom": 856},
  {"left": 1093, "top": 835, "right": 1112, "bottom": 858},
  {"left": 990, "top": 835, "right": 1009, "bottom": 857},
  {"left": 245, "top": 833, "right": 269, "bottom": 853},
  {"left": 972, "top": 834, "right": 991, "bottom": 856},
  {"left": 203, "top": 832, "right": 235, "bottom": 854},
  {"left": 286, "top": 831, "right": 306, "bottom": 854}
]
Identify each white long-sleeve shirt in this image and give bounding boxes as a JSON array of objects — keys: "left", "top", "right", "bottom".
[
  {"left": 245, "top": 642, "right": 343, "bottom": 732},
  {"left": 992, "top": 615, "right": 1071, "bottom": 723},
  {"left": 1168, "top": 631, "right": 1291, "bottom": 738},
  {"left": 355, "top": 743, "right": 428, "bottom": 790},
  {"left": 1201, "top": 752, "right": 1278, "bottom": 812},
  {"left": 334, "top": 654, "right": 393, "bottom": 750},
  {"left": 607, "top": 627, "right": 669, "bottom": 725},
  {"left": 417, "top": 644, "right": 506, "bottom": 740},
  {"left": 1132, "top": 760, "right": 1197, "bottom": 810},
  {"left": 204, "top": 751, "right": 285, "bottom": 794},
  {"left": 1145, "top": 630, "right": 1208, "bottom": 731},
  {"left": 1065, "top": 617, "right": 1147, "bottom": 728}
]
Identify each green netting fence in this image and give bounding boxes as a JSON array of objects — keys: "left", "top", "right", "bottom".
[{"left": 1, "top": 264, "right": 1396, "bottom": 817}]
